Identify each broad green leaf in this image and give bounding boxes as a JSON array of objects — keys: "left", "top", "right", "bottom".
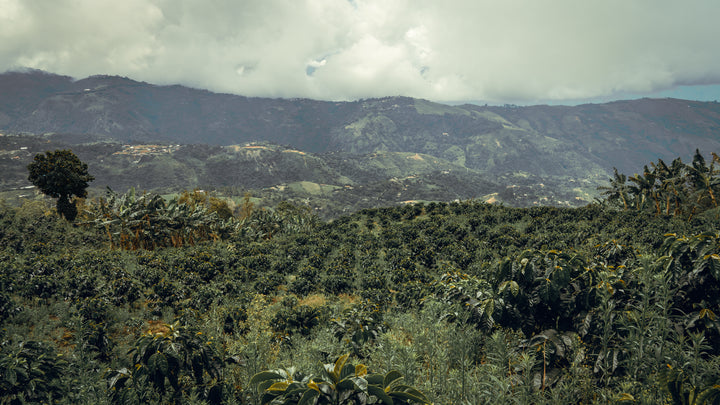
[
  {"left": 298, "top": 388, "right": 320, "bottom": 405},
  {"left": 401, "top": 386, "right": 429, "bottom": 400},
  {"left": 352, "top": 376, "right": 368, "bottom": 392},
  {"left": 285, "top": 382, "right": 307, "bottom": 396},
  {"left": 340, "top": 363, "right": 356, "bottom": 380},
  {"left": 480, "top": 298, "right": 494, "bottom": 318},
  {"left": 368, "top": 385, "right": 394, "bottom": 404},
  {"left": 336, "top": 378, "right": 357, "bottom": 392},
  {"left": 333, "top": 353, "right": 350, "bottom": 382},
  {"left": 308, "top": 380, "right": 321, "bottom": 392},
  {"left": 699, "top": 308, "right": 716, "bottom": 320},
  {"left": 260, "top": 392, "right": 280, "bottom": 404},
  {"left": 250, "top": 371, "right": 285, "bottom": 387},
  {"left": 366, "top": 373, "right": 384, "bottom": 386},
  {"left": 148, "top": 352, "right": 169, "bottom": 375},
  {"left": 383, "top": 370, "right": 403, "bottom": 389},
  {"left": 508, "top": 280, "right": 520, "bottom": 296},
  {"left": 107, "top": 368, "right": 132, "bottom": 390},
  {"left": 268, "top": 381, "right": 289, "bottom": 391},
  {"left": 317, "top": 382, "right": 335, "bottom": 396}
]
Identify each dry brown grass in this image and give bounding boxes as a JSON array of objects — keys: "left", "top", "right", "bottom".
[
  {"left": 146, "top": 320, "right": 170, "bottom": 335},
  {"left": 298, "top": 293, "right": 327, "bottom": 307}
]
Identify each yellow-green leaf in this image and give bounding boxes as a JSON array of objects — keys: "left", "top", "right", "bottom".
[
  {"left": 355, "top": 364, "right": 368, "bottom": 377},
  {"left": 307, "top": 380, "right": 320, "bottom": 392},
  {"left": 268, "top": 381, "right": 289, "bottom": 391},
  {"left": 333, "top": 353, "right": 350, "bottom": 381}
]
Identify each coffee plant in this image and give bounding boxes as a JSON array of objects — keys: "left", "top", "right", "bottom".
[{"left": 2, "top": 151, "right": 720, "bottom": 402}]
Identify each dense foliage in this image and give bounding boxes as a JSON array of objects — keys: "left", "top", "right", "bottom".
[
  {"left": 1, "top": 152, "right": 720, "bottom": 403},
  {"left": 599, "top": 150, "right": 720, "bottom": 219},
  {"left": 27, "top": 149, "right": 94, "bottom": 221}
]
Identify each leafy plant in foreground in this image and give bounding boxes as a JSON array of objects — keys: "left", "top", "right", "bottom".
[
  {"left": 106, "top": 321, "right": 226, "bottom": 404},
  {"left": 0, "top": 340, "right": 68, "bottom": 404},
  {"left": 659, "top": 365, "right": 720, "bottom": 405},
  {"left": 251, "top": 353, "right": 430, "bottom": 404}
]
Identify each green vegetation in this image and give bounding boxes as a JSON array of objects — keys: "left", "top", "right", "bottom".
[
  {"left": 413, "top": 99, "right": 470, "bottom": 116},
  {"left": 1, "top": 151, "right": 720, "bottom": 403},
  {"left": 251, "top": 354, "right": 430, "bottom": 404},
  {"left": 27, "top": 149, "right": 94, "bottom": 221},
  {"left": 599, "top": 150, "right": 720, "bottom": 219}
]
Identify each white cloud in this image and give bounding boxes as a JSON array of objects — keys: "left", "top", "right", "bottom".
[{"left": 1, "top": 0, "right": 719, "bottom": 102}]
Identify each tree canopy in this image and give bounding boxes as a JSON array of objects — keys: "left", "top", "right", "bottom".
[{"left": 27, "top": 149, "right": 94, "bottom": 220}]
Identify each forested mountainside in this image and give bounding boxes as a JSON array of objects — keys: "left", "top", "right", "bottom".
[
  {"left": 3, "top": 71, "right": 720, "bottom": 216},
  {"left": 1, "top": 151, "right": 720, "bottom": 403},
  {"left": 3, "top": 70, "right": 720, "bottom": 177}
]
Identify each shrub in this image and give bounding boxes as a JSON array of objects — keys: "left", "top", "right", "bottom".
[
  {"left": 107, "top": 322, "right": 227, "bottom": 404},
  {"left": 0, "top": 340, "right": 68, "bottom": 403},
  {"left": 251, "top": 354, "right": 430, "bottom": 404}
]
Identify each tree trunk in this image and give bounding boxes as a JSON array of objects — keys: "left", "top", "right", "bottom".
[{"left": 56, "top": 194, "right": 78, "bottom": 221}]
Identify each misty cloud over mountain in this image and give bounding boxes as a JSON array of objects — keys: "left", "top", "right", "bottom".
[{"left": 2, "top": 1, "right": 720, "bottom": 103}]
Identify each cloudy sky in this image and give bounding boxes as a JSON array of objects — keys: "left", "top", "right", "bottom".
[{"left": 2, "top": 0, "right": 719, "bottom": 104}]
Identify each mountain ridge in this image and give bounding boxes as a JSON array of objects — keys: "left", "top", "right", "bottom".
[
  {"left": 1, "top": 70, "right": 720, "bottom": 216},
  {"left": 2, "top": 71, "right": 719, "bottom": 175}
]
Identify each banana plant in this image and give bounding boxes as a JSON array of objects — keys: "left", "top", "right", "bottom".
[
  {"left": 88, "top": 188, "right": 233, "bottom": 250},
  {"left": 653, "top": 157, "right": 688, "bottom": 216},
  {"left": 598, "top": 168, "right": 631, "bottom": 210},
  {"left": 687, "top": 150, "right": 720, "bottom": 211},
  {"left": 251, "top": 354, "right": 430, "bottom": 404}
]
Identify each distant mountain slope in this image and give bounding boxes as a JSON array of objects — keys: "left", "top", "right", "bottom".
[
  {"left": 0, "top": 70, "right": 358, "bottom": 149},
  {"left": 480, "top": 100, "right": 720, "bottom": 173},
  {"left": 2, "top": 72, "right": 719, "bottom": 171},
  {"left": 0, "top": 136, "right": 510, "bottom": 218},
  {"left": 2, "top": 70, "right": 720, "bottom": 215}
]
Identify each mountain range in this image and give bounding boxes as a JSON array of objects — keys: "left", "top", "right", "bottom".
[{"left": 1, "top": 70, "right": 720, "bottom": 216}]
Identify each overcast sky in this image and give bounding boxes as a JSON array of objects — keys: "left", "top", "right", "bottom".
[{"left": 2, "top": 0, "right": 720, "bottom": 104}]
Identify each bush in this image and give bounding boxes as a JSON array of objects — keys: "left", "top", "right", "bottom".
[
  {"left": 107, "top": 322, "right": 227, "bottom": 404},
  {"left": 0, "top": 340, "right": 68, "bottom": 403}
]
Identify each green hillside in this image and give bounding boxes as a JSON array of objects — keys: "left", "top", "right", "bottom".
[
  {"left": 1, "top": 151, "right": 720, "bottom": 403},
  {"left": 0, "top": 134, "right": 594, "bottom": 219}
]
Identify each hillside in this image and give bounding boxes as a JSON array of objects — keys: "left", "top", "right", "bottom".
[
  {"left": 1, "top": 189, "right": 720, "bottom": 403},
  {"left": 2, "top": 71, "right": 720, "bottom": 173},
  {"left": 3, "top": 135, "right": 565, "bottom": 218},
  {"left": 2, "top": 70, "right": 720, "bottom": 215},
  {"left": 3, "top": 71, "right": 720, "bottom": 403}
]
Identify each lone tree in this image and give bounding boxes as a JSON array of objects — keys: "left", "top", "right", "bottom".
[{"left": 27, "top": 149, "right": 94, "bottom": 221}]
